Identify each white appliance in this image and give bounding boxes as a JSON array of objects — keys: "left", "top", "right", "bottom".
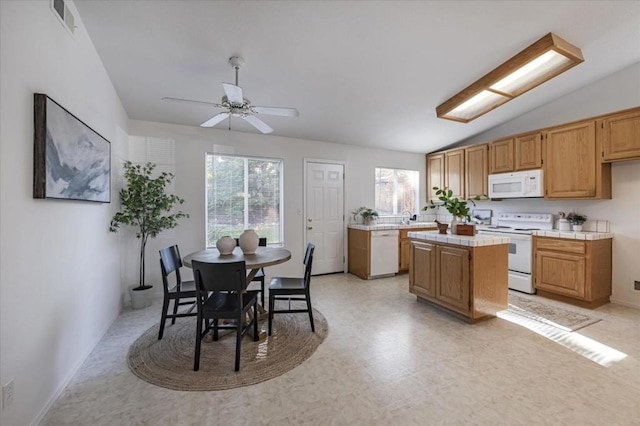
[
  {"left": 488, "top": 169, "right": 544, "bottom": 199},
  {"left": 370, "top": 230, "right": 399, "bottom": 277},
  {"left": 477, "top": 213, "right": 553, "bottom": 294}
]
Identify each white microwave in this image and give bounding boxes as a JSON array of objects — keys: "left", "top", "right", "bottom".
[{"left": 488, "top": 169, "right": 544, "bottom": 198}]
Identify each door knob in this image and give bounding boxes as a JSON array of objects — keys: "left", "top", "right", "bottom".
[{"left": 308, "top": 218, "right": 312, "bottom": 222}]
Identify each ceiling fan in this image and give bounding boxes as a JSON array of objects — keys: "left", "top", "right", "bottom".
[{"left": 162, "top": 56, "right": 299, "bottom": 134}]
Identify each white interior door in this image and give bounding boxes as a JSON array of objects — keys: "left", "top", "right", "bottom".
[{"left": 305, "top": 162, "right": 345, "bottom": 274}]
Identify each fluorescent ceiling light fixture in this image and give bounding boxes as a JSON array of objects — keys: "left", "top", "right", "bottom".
[{"left": 437, "top": 33, "right": 584, "bottom": 123}]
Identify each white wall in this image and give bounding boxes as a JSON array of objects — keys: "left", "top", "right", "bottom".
[
  {"left": 460, "top": 62, "right": 640, "bottom": 308},
  {"left": 0, "top": 2, "right": 129, "bottom": 425},
  {"left": 128, "top": 120, "right": 427, "bottom": 287}
]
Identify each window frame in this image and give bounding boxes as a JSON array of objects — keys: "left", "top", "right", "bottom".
[
  {"left": 205, "top": 152, "right": 285, "bottom": 248},
  {"left": 374, "top": 166, "right": 420, "bottom": 216}
]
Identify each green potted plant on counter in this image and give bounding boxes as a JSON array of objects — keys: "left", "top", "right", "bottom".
[
  {"left": 567, "top": 212, "right": 587, "bottom": 232},
  {"left": 352, "top": 206, "right": 379, "bottom": 226},
  {"left": 110, "top": 161, "right": 189, "bottom": 309},
  {"left": 423, "top": 187, "right": 481, "bottom": 234}
]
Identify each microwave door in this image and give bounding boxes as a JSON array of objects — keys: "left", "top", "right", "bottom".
[{"left": 491, "top": 179, "right": 523, "bottom": 197}]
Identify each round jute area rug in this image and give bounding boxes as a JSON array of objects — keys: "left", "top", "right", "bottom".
[{"left": 127, "top": 309, "right": 328, "bottom": 391}]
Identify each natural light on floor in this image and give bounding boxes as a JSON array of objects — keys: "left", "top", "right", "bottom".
[{"left": 497, "top": 310, "right": 627, "bottom": 367}]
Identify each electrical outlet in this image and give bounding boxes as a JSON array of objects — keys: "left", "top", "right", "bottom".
[
  {"left": 2, "top": 379, "right": 14, "bottom": 410},
  {"left": 634, "top": 280, "right": 640, "bottom": 291}
]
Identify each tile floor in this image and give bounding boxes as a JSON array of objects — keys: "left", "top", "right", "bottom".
[{"left": 42, "top": 273, "right": 640, "bottom": 425}]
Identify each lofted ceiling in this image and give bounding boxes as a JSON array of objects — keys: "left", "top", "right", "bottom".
[{"left": 75, "top": 1, "right": 640, "bottom": 154}]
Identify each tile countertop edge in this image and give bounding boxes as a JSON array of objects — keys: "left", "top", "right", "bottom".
[
  {"left": 408, "top": 231, "right": 509, "bottom": 247},
  {"left": 348, "top": 222, "right": 437, "bottom": 231},
  {"left": 532, "top": 230, "right": 614, "bottom": 240}
]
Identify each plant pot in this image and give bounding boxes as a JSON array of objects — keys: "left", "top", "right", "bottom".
[
  {"left": 572, "top": 224, "right": 583, "bottom": 232},
  {"left": 239, "top": 229, "right": 259, "bottom": 254},
  {"left": 451, "top": 217, "right": 459, "bottom": 234},
  {"left": 130, "top": 285, "right": 153, "bottom": 309},
  {"left": 364, "top": 217, "right": 375, "bottom": 226},
  {"left": 216, "top": 235, "right": 236, "bottom": 255}
]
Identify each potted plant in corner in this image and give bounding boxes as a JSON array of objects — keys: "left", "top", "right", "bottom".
[
  {"left": 110, "top": 161, "right": 189, "bottom": 309},
  {"left": 567, "top": 212, "right": 587, "bottom": 232},
  {"left": 352, "top": 206, "right": 379, "bottom": 226},
  {"left": 423, "top": 187, "right": 481, "bottom": 234}
]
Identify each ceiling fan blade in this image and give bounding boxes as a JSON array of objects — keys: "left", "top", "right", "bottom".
[
  {"left": 162, "top": 97, "right": 222, "bottom": 108},
  {"left": 222, "top": 83, "right": 244, "bottom": 104},
  {"left": 200, "top": 112, "right": 230, "bottom": 127},
  {"left": 252, "top": 106, "right": 300, "bottom": 117},
  {"left": 243, "top": 115, "right": 274, "bottom": 134}
]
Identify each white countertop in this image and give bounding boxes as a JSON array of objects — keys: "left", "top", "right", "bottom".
[
  {"left": 408, "top": 231, "right": 509, "bottom": 247},
  {"left": 348, "top": 222, "right": 437, "bottom": 231},
  {"left": 532, "top": 230, "right": 614, "bottom": 240}
]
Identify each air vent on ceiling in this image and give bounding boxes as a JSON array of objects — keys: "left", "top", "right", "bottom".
[{"left": 50, "top": 0, "right": 76, "bottom": 36}]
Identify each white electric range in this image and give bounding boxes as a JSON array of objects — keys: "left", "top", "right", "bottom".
[{"left": 477, "top": 213, "right": 554, "bottom": 294}]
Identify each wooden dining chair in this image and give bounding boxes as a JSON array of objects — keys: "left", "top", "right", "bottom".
[
  {"left": 192, "top": 260, "right": 260, "bottom": 372},
  {"left": 158, "top": 245, "right": 198, "bottom": 340},
  {"left": 268, "top": 243, "right": 315, "bottom": 336},
  {"left": 236, "top": 237, "right": 267, "bottom": 306}
]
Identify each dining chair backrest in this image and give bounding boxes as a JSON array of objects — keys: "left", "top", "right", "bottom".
[
  {"left": 159, "top": 245, "right": 185, "bottom": 292},
  {"left": 303, "top": 243, "right": 315, "bottom": 289},
  {"left": 192, "top": 260, "right": 247, "bottom": 294}
]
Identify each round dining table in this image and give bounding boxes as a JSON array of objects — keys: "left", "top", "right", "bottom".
[{"left": 183, "top": 246, "right": 292, "bottom": 313}]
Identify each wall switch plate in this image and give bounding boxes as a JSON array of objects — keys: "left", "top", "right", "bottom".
[
  {"left": 2, "top": 379, "right": 14, "bottom": 410},
  {"left": 634, "top": 280, "right": 640, "bottom": 291}
]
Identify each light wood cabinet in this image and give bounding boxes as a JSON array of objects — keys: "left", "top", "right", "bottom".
[
  {"left": 398, "top": 227, "right": 437, "bottom": 272},
  {"left": 347, "top": 228, "right": 370, "bottom": 279},
  {"left": 543, "top": 120, "right": 611, "bottom": 199},
  {"left": 444, "top": 148, "right": 465, "bottom": 199},
  {"left": 600, "top": 107, "right": 640, "bottom": 162},
  {"left": 534, "top": 237, "right": 612, "bottom": 309},
  {"left": 409, "top": 239, "right": 508, "bottom": 322},
  {"left": 464, "top": 144, "right": 488, "bottom": 198},
  {"left": 489, "top": 138, "right": 514, "bottom": 174},
  {"left": 426, "top": 153, "right": 444, "bottom": 202},
  {"left": 515, "top": 132, "right": 542, "bottom": 170}
]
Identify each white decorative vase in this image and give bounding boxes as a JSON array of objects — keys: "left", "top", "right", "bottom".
[
  {"left": 239, "top": 229, "right": 259, "bottom": 254},
  {"left": 364, "top": 217, "right": 374, "bottom": 226},
  {"left": 216, "top": 236, "right": 236, "bottom": 255},
  {"left": 451, "top": 217, "right": 459, "bottom": 234},
  {"left": 130, "top": 285, "right": 153, "bottom": 309},
  {"left": 572, "top": 224, "right": 583, "bottom": 232}
]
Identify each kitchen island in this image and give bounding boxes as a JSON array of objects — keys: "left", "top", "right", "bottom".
[{"left": 408, "top": 231, "right": 509, "bottom": 323}]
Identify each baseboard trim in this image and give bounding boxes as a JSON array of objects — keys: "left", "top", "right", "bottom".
[
  {"left": 30, "top": 307, "right": 121, "bottom": 426},
  {"left": 610, "top": 297, "right": 640, "bottom": 310}
]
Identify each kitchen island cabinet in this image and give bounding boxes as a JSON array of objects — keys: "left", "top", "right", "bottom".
[{"left": 408, "top": 231, "right": 509, "bottom": 322}]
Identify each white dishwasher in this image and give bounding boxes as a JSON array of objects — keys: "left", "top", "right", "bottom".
[{"left": 370, "top": 230, "right": 399, "bottom": 277}]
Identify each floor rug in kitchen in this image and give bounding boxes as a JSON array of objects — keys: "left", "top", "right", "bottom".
[{"left": 507, "top": 293, "right": 601, "bottom": 332}]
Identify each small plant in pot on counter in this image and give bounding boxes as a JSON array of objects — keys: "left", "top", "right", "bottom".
[
  {"left": 352, "top": 206, "right": 379, "bottom": 225},
  {"left": 567, "top": 212, "right": 587, "bottom": 232},
  {"left": 423, "top": 187, "right": 484, "bottom": 234}
]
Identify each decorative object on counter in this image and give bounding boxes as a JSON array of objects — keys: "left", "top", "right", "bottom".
[
  {"left": 109, "top": 162, "right": 189, "bottom": 309},
  {"left": 567, "top": 212, "right": 587, "bottom": 232},
  {"left": 472, "top": 209, "right": 492, "bottom": 225},
  {"left": 423, "top": 187, "right": 483, "bottom": 234},
  {"left": 435, "top": 220, "right": 449, "bottom": 234},
  {"left": 238, "top": 229, "right": 260, "bottom": 254},
  {"left": 216, "top": 236, "right": 236, "bottom": 255},
  {"left": 557, "top": 212, "right": 571, "bottom": 231},
  {"left": 352, "top": 206, "right": 379, "bottom": 226},
  {"left": 456, "top": 223, "right": 476, "bottom": 236}
]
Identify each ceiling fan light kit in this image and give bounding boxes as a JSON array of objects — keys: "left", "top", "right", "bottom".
[
  {"left": 436, "top": 32, "right": 584, "bottom": 123},
  {"left": 162, "top": 56, "right": 299, "bottom": 134}
]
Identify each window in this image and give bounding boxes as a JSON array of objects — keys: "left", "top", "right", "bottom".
[
  {"left": 374, "top": 167, "right": 419, "bottom": 215},
  {"left": 206, "top": 154, "right": 283, "bottom": 247}
]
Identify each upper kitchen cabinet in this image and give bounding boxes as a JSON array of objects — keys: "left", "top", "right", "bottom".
[
  {"left": 600, "top": 107, "right": 640, "bottom": 162},
  {"left": 489, "top": 132, "right": 542, "bottom": 173},
  {"left": 543, "top": 120, "right": 611, "bottom": 199},
  {"left": 426, "top": 152, "right": 445, "bottom": 202},
  {"left": 444, "top": 148, "right": 465, "bottom": 199},
  {"left": 514, "top": 132, "right": 542, "bottom": 170},
  {"left": 464, "top": 144, "right": 488, "bottom": 198},
  {"left": 489, "top": 138, "right": 514, "bottom": 174}
]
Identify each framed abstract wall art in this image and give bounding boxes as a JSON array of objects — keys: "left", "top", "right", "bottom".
[{"left": 33, "top": 93, "right": 111, "bottom": 202}]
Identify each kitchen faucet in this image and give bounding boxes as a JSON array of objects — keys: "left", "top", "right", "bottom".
[{"left": 401, "top": 210, "right": 413, "bottom": 225}]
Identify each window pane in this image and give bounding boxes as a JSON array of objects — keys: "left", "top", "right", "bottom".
[
  {"left": 206, "top": 154, "right": 282, "bottom": 247},
  {"left": 375, "top": 167, "right": 419, "bottom": 215}
]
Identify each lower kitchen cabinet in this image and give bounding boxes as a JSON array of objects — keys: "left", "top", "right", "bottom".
[
  {"left": 534, "top": 237, "right": 612, "bottom": 309},
  {"left": 409, "top": 239, "right": 508, "bottom": 322},
  {"left": 398, "top": 227, "right": 437, "bottom": 272}
]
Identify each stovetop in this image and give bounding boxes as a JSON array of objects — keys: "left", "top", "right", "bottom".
[{"left": 478, "top": 213, "right": 554, "bottom": 235}]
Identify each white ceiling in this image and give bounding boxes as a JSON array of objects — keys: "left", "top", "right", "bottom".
[{"left": 75, "top": 1, "right": 640, "bottom": 154}]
